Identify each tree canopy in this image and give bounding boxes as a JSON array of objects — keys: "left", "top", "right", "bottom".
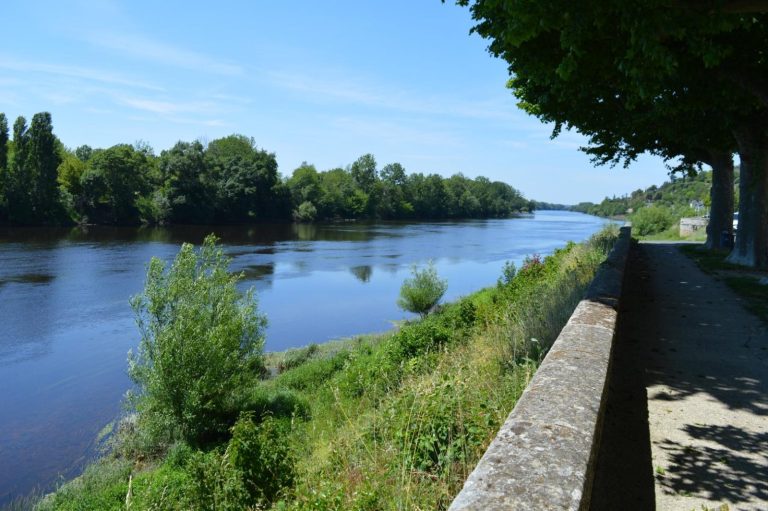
[{"left": 457, "top": 0, "right": 768, "bottom": 266}]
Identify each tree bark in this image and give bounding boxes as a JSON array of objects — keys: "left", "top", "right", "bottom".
[
  {"left": 727, "top": 122, "right": 768, "bottom": 268},
  {"left": 704, "top": 151, "right": 735, "bottom": 250}
]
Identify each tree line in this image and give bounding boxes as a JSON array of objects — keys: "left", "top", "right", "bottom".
[
  {"left": 459, "top": 0, "right": 768, "bottom": 268},
  {"left": 0, "top": 112, "right": 532, "bottom": 226}
]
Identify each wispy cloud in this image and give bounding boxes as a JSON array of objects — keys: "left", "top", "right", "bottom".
[
  {"left": 85, "top": 32, "right": 243, "bottom": 76},
  {"left": 114, "top": 95, "right": 220, "bottom": 116},
  {"left": 266, "top": 69, "right": 523, "bottom": 123},
  {"left": 0, "top": 56, "right": 163, "bottom": 91}
]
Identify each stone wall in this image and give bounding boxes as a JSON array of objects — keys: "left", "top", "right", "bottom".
[
  {"left": 679, "top": 216, "right": 708, "bottom": 237},
  {"left": 448, "top": 226, "right": 632, "bottom": 511}
]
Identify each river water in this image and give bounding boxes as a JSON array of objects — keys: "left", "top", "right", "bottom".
[{"left": 0, "top": 211, "right": 608, "bottom": 502}]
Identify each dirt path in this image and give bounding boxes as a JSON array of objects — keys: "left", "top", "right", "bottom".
[{"left": 592, "top": 242, "right": 768, "bottom": 511}]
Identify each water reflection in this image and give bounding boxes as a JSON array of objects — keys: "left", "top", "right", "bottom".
[
  {"left": 350, "top": 265, "right": 373, "bottom": 283},
  {"left": 0, "top": 211, "right": 609, "bottom": 503}
]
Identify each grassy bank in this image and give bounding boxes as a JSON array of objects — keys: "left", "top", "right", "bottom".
[{"left": 37, "top": 226, "right": 619, "bottom": 511}]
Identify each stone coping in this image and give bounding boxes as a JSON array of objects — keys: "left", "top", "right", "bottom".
[{"left": 448, "top": 226, "right": 632, "bottom": 511}]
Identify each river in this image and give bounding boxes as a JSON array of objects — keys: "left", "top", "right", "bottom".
[{"left": 0, "top": 210, "right": 608, "bottom": 503}]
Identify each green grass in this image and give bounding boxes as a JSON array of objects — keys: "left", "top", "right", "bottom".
[
  {"left": 678, "top": 245, "right": 742, "bottom": 273},
  {"left": 637, "top": 223, "right": 707, "bottom": 242},
  {"left": 36, "top": 226, "right": 620, "bottom": 511}
]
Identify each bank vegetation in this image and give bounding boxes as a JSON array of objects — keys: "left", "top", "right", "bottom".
[{"left": 37, "top": 225, "right": 618, "bottom": 510}]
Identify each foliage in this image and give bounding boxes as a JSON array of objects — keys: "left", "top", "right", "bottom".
[
  {"left": 128, "top": 235, "right": 266, "bottom": 446},
  {"left": 573, "top": 170, "right": 714, "bottom": 218},
  {"left": 630, "top": 205, "right": 676, "bottom": 236},
  {"left": 457, "top": 0, "right": 768, "bottom": 266},
  {"left": 0, "top": 111, "right": 532, "bottom": 226},
  {"left": 83, "top": 144, "right": 151, "bottom": 224},
  {"left": 292, "top": 200, "right": 317, "bottom": 222},
  {"left": 497, "top": 261, "right": 517, "bottom": 287},
  {"left": 228, "top": 413, "right": 296, "bottom": 505},
  {"left": 278, "top": 343, "right": 320, "bottom": 373},
  {"left": 397, "top": 261, "right": 448, "bottom": 317}
]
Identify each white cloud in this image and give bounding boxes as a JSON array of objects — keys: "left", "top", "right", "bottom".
[
  {"left": 0, "top": 56, "right": 162, "bottom": 91},
  {"left": 85, "top": 32, "right": 243, "bottom": 76},
  {"left": 114, "top": 95, "right": 220, "bottom": 116}
]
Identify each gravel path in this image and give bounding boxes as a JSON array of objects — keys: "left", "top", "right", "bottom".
[{"left": 592, "top": 241, "right": 768, "bottom": 511}]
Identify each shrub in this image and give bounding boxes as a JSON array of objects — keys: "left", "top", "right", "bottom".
[
  {"left": 497, "top": 260, "right": 517, "bottom": 287},
  {"left": 631, "top": 205, "right": 675, "bottom": 235},
  {"left": 240, "top": 387, "right": 311, "bottom": 421},
  {"left": 278, "top": 343, "right": 320, "bottom": 373},
  {"left": 227, "top": 413, "right": 296, "bottom": 505},
  {"left": 293, "top": 200, "right": 317, "bottom": 222},
  {"left": 128, "top": 235, "right": 267, "bottom": 447},
  {"left": 185, "top": 450, "right": 249, "bottom": 511},
  {"left": 397, "top": 261, "right": 448, "bottom": 317}
]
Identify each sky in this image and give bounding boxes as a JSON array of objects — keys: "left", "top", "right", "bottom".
[{"left": 1, "top": 1, "right": 674, "bottom": 204}]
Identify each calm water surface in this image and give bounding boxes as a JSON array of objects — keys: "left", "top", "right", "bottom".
[{"left": 0, "top": 211, "right": 608, "bottom": 502}]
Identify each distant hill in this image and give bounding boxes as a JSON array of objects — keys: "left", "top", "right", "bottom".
[{"left": 570, "top": 169, "right": 737, "bottom": 218}]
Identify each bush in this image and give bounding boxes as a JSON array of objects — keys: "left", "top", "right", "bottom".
[
  {"left": 185, "top": 450, "right": 249, "bottom": 511},
  {"left": 227, "top": 413, "right": 296, "bottom": 505},
  {"left": 293, "top": 200, "right": 317, "bottom": 222},
  {"left": 631, "top": 205, "right": 675, "bottom": 235},
  {"left": 397, "top": 261, "right": 448, "bottom": 317},
  {"left": 128, "top": 235, "right": 267, "bottom": 447},
  {"left": 497, "top": 260, "right": 517, "bottom": 287},
  {"left": 278, "top": 343, "right": 320, "bottom": 373}
]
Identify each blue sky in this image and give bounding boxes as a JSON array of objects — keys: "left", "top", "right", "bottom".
[{"left": 1, "top": 0, "right": 673, "bottom": 204}]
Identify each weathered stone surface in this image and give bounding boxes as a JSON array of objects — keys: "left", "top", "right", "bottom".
[{"left": 449, "top": 227, "right": 631, "bottom": 511}]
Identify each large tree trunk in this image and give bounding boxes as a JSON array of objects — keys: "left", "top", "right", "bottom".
[
  {"left": 727, "top": 123, "right": 768, "bottom": 268},
  {"left": 705, "top": 151, "right": 735, "bottom": 250}
]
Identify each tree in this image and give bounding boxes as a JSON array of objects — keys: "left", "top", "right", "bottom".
[
  {"left": 26, "top": 112, "right": 62, "bottom": 221},
  {"left": 350, "top": 153, "right": 378, "bottom": 193},
  {"left": 57, "top": 152, "right": 88, "bottom": 220},
  {"left": 158, "top": 140, "right": 213, "bottom": 224},
  {"left": 397, "top": 262, "right": 448, "bottom": 318},
  {"left": 128, "top": 235, "right": 267, "bottom": 446},
  {"left": 205, "top": 135, "right": 283, "bottom": 221},
  {"left": 86, "top": 144, "right": 150, "bottom": 224},
  {"left": 457, "top": 0, "right": 767, "bottom": 265},
  {"left": 7, "top": 116, "right": 32, "bottom": 223},
  {"left": 287, "top": 162, "right": 321, "bottom": 206},
  {"left": 0, "top": 113, "right": 8, "bottom": 219}
]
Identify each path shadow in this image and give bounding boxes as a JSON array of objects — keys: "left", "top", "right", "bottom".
[
  {"left": 590, "top": 242, "right": 655, "bottom": 510},
  {"left": 640, "top": 243, "right": 768, "bottom": 418},
  {"left": 656, "top": 426, "right": 768, "bottom": 503}
]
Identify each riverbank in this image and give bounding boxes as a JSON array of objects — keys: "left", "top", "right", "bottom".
[{"left": 35, "top": 226, "right": 619, "bottom": 511}]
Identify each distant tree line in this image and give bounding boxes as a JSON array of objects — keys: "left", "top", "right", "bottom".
[
  {"left": 531, "top": 200, "right": 570, "bottom": 211},
  {"left": 0, "top": 112, "right": 532, "bottom": 226}
]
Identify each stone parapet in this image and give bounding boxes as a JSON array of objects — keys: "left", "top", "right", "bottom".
[{"left": 448, "top": 226, "right": 632, "bottom": 511}]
